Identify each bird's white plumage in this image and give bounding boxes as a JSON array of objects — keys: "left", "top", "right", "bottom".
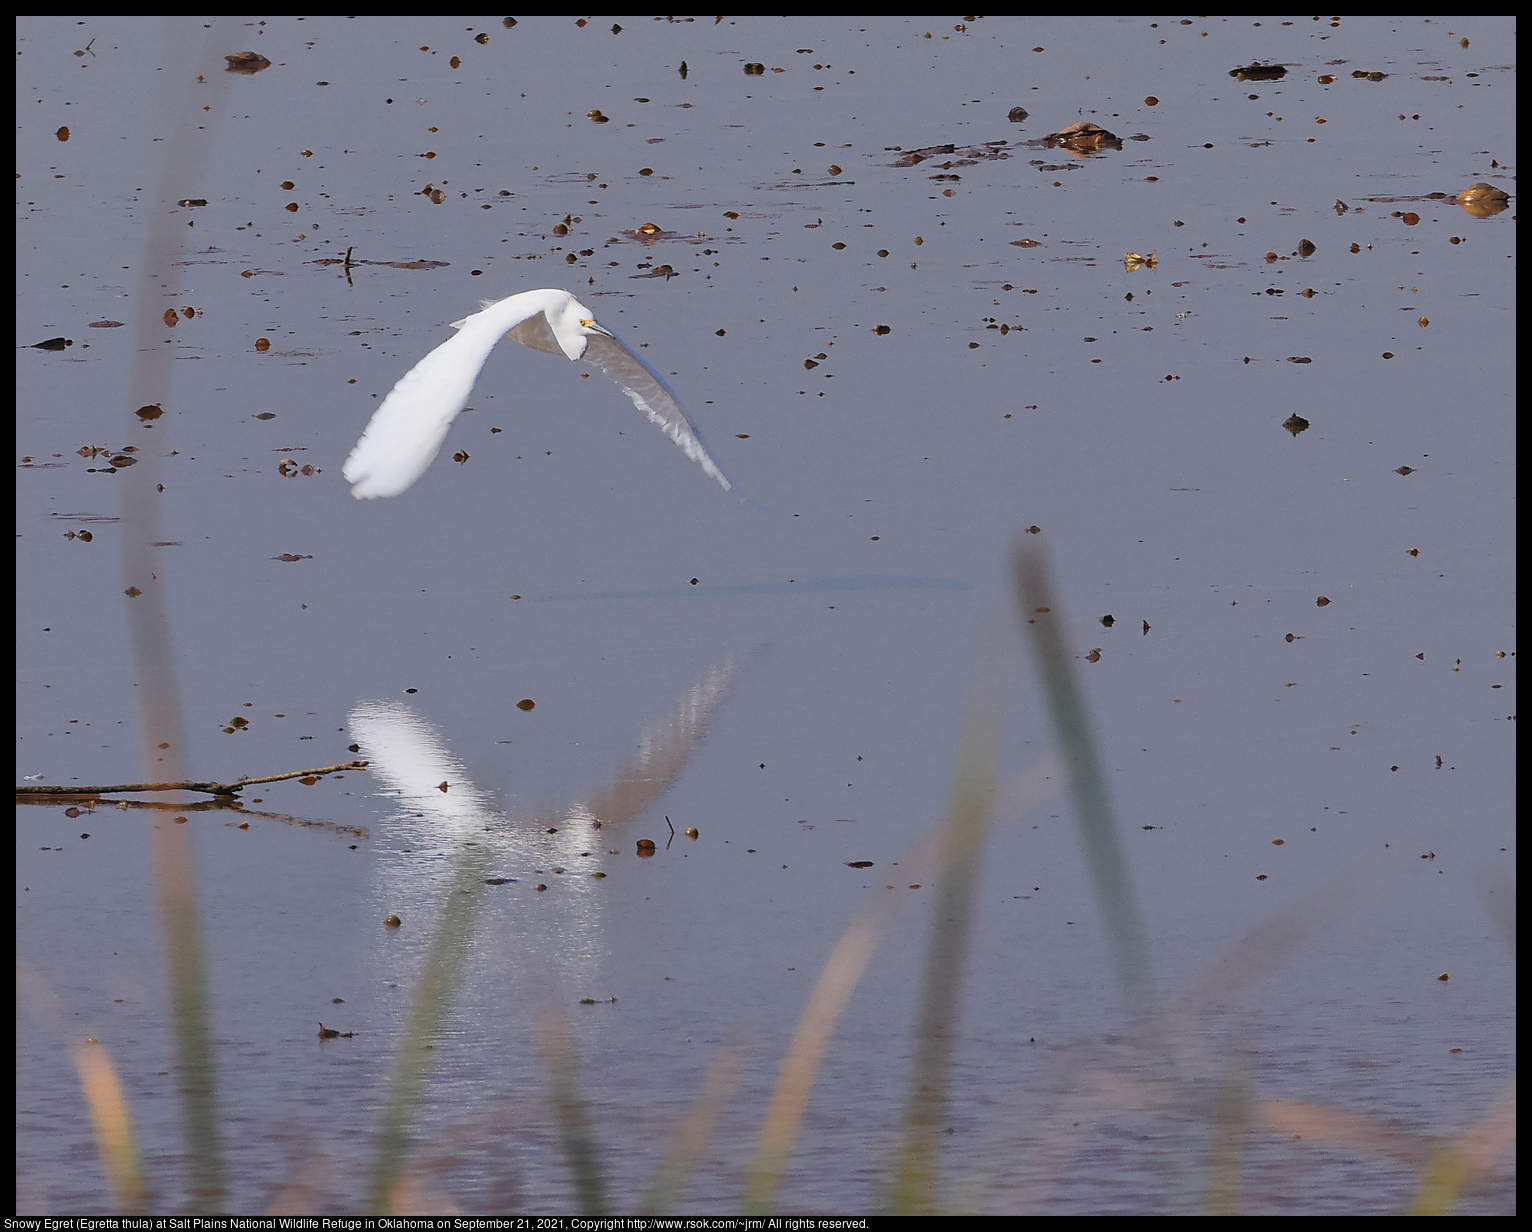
[{"left": 343, "top": 288, "right": 732, "bottom": 500}]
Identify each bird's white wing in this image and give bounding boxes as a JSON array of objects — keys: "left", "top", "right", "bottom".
[
  {"left": 579, "top": 326, "right": 733, "bottom": 492},
  {"left": 343, "top": 299, "right": 550, "bottom": 500}
]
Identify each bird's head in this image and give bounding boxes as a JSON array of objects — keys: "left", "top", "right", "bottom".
[{"left": 548, "top": 294, "right": 614, "bottom": 361}]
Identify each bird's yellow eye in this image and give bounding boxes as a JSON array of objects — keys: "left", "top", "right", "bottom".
[{"left": 579, "top": 319, "right": 596, "bottom": 328}]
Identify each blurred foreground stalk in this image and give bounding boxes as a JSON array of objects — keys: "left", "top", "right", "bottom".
[
  {"left": 886, "top": 618, "right": 1005, "bottom": 1214},
  {"left": 1012, "top": 540, "right": 1155, "bottom": 1016}
]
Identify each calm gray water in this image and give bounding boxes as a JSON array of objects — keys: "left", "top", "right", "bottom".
[{"left": 17, "top": 15, "right": 1514, "bottom": 1215}]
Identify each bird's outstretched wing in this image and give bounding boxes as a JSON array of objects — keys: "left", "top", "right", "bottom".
[
  {"left": 344, "top": 289, "right": 733, "bottom": 499},
  {"left": 343, "top": 296, "right": 554, "bottom": 499},
  {"left": 343, "top": 331, "right": 494, "bottom": 499},
  {"left": 505, "top": 310, "right": 564, "bottom": 357},
  {"left": 579, "top": 326, "right": 734, "bottom": 492}
]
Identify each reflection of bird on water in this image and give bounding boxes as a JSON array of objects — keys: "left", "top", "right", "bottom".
[
  {"left": 343, "top": 288, "right": 733, "bottom": 499},
  {"left": 349, "top": 656, "right": 737, "bottom": 993}
]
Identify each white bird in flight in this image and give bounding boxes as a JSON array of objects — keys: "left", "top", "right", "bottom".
[{"left": 343, "top": 287, "right": 733, "bottom": 500}]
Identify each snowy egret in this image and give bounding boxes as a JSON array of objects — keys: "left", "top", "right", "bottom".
[{"left": 343, "top": 288, "right": 732, "bottom": 499}]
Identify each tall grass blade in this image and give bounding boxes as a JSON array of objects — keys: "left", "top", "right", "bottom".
[
  {"left": 886, "top": 618, "right": 1006, "bottom": 1214},
  {"left": 263, "top": 1152, "right": 333, "bottom": 1215},
  {"left": 537, "top": 1012, "right": 610, "bottom": 1215},
  {"left": 964, "top": 861, "right": 1378, "bottom": 1212},
  {"left": 635, "top": 1035, "right": 747, "bottom": 1214},
  {"left": 18, "top": 962, "right": 149, "bottom": 1212},
  {"left": 1406, "top": 1089, "right": 1517, "bottom": 1215},
  {"left": 1475, "top": 870, "right": 1514, "bottom": 960},
  {"left": 1012, "top": 540, "right": 1154, "bottom": 1016},
  {"left": 740, "top": 750, "right": 1062, "bottom": 1214},
  {"left": 148, "top": 818, "right": 225, "bottom": 1206},
  {"left": 1177, "top": 859, "right": 1378, "bottom": 1014},
  {"left": 740, "top": 893, "right": 898, "bottom": 1213},
  {"left": 366, "top": 839, "right": 495, "bottom": 1213},
  {"left": 73, "top": 1039, "right": 147, "bottom": 1212},
  {"left": 1202, "top": 1026, "right": 1254, "bottom": 1215},
  {"left": 1408, "top": 1146, "right": 1475, "bottom": 1216},
  {"left": 122, "top": 20, "right": 237, "bottom": 1207}
]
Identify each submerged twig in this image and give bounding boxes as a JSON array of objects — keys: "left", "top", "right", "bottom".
[{"left": 15, "top": 761, "right": 368, "bottom": 798}]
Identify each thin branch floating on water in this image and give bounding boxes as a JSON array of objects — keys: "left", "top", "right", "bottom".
[{"left": 14, "top": 761, "right": 369, "bottom": 798}]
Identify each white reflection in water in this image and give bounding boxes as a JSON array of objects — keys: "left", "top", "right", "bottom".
[{"left": 349, "top": 657, "right": 736, "bottom": 1000}]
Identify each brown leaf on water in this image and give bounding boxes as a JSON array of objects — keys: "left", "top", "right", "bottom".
[
  {"left": 225, "top": 52, "right": 270, "bottom": 74},
  {"left": 1045, "top": 121, "right": 1123, "bottom": 152},
  {"left": 1230, "top": 62, "right": 1287, "bottom": 81}
]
